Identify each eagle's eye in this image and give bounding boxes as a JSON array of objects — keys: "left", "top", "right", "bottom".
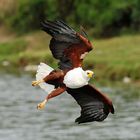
[{"left": 86, "top": 71, "right": 94, "bottom": 78}]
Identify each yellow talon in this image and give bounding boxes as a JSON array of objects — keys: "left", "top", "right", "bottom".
[
  {"left": 37, "top": 100, "right": 47, "bottom": 110},
  {"left": 32, "top": 80, "right": 44, "bottom": 86},
  {"left": 32, "top": 81, "right": 39, "bottom": 86}
]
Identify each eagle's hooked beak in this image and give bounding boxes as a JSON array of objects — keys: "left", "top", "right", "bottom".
[{"left": 87, "top": 71, "right": 94, "bottom": 78}]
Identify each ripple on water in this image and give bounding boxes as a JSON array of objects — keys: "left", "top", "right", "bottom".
[{"left": 0, "top": 75, "right": 140, "bottom": 140}]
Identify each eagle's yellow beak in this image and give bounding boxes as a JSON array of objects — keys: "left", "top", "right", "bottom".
[{"left": 87, "top": 71, "right": 94, "bottom": 78}]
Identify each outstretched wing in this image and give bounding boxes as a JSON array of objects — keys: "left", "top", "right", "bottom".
[
  {"left": 67, "top": 84, "right": 114, "bottom": 124},
  {"left": 41, "top": 20, "right": 93, "bottom": 70}
]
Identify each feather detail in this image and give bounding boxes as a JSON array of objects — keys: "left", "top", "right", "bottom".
[
  {"left": 67, "top": 85, "right": 114, "bottom": 124},
  {"left": 63, "top": 67, "right": 89, "bottom": 89},
  {"left": 41, "top": 20, "right": 92, "bottom": 70},
  {"left": 36, "top": 63, "right": 55, "bottom": 94}
]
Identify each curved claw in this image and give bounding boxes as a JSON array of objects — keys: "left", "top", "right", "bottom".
[
  {"left": 37, "top": 100, "right": 47, "bottom": 110},
  {"left": 32, "top": 81, "right": 39, "bottom": 86},
  {"left": 32, "top": 80, "right": 44, "bottom": 86}
]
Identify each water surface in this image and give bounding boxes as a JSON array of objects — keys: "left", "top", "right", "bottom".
[{"left": 0, "top": 75, "right": 140, "bottom": 140}]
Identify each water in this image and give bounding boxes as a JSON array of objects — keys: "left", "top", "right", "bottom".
[{"left": 0, "top": 75, "right": 140, "bottom": 140}]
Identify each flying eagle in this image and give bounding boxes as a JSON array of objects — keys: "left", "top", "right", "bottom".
[{"left": 32, "top": 20, "right": 114, "bottom": 124}]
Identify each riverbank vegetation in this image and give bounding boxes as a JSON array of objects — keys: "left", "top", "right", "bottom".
[
  {"left": 0, "top": 29, "right": 140, "bottom": 84},
  {"left": 0, "top": 0, "right": 140, "bottom": 85},
  {"left": 0, "top": 0, "right": 140, "bottom": 37}
]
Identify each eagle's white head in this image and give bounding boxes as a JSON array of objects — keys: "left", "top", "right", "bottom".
[
  {"left": 63, "top": 67, "right": 94, "bottom": 89},
  {"left": 85, "top": 70, "right": 94, "bottom": 78}
]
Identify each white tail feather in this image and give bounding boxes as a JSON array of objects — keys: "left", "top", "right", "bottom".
[{"left": 36, "top": 63, "right": 55, "bottom": 94}]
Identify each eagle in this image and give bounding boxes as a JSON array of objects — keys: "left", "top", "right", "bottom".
[{"left": 32, "top": 20, "right": 114, "bottom": 124}]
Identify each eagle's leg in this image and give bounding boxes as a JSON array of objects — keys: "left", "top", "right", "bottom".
[
  {"left": 32, "top": 70, "right": 64, "bottom": 86},
  {"left": 37, "top": 85, "right": 67, "bottom": 110}
]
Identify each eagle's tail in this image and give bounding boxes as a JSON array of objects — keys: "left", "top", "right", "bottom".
[{"left": 36, "top": 63, "right": 55, "bottom": 94}]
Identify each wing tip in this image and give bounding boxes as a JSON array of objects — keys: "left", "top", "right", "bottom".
[
  {"left": 110, "top": 104, "right": 115, "bottom": 114},
  {"left": 75, "top": 104, "right": 114, "bottom": 124},
  {"left": 75, "top": 112, "right": 109, "bottom": 124}
]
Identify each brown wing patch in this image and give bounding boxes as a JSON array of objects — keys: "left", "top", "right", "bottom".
[
  {"left": 41, "top": 20, "right": 93, "bottom": 70},
  {"left": 63, "top": 43, "right": 91, "bottom": 68}
]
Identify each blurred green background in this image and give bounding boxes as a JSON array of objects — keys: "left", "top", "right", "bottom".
[
  {"left": 0, "top": 1, "right": 140, "bottom": 140},
  {"left": 0, "top": 0, "right": 140, "bottom": 84}
]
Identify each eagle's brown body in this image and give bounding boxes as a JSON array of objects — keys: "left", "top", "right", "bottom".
[{"left": 32, "top": 20, "right": 114, "bottom": 124}]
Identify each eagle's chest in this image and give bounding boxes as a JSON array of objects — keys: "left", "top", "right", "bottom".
[{"left": 63, "top": 68, "right": 88, "bottom": 89}]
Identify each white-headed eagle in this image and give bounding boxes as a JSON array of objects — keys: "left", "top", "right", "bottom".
[{"left": 32, "top": 20, "right": 114, "bottom": 124}]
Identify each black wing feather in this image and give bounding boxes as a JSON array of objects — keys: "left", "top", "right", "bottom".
[
  {"left": 41, "top": 20, "right": 78, "bottom": 41},
  {"left": 41, "top": 20, "right": 81, "bottom": 69},
  {"left": 41, "top": 20, "right": 93, "bottom": 70},
  {"left": 67, "top": 85, "right": 114, "bottom": 124}
]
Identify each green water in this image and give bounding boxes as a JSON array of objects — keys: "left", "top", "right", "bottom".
[{"left": 0, "top": 75, "right": 140, "bottom": 140}]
